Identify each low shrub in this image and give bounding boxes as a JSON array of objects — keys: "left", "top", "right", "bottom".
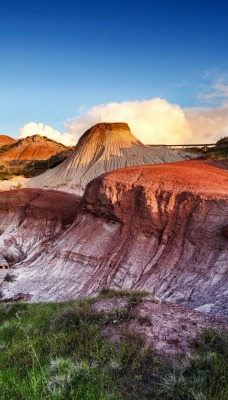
[{"left": 3, "top": 273, "right": 16, "bottom": 283}]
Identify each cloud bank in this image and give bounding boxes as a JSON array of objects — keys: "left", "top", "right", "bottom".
[
  {"left": 19, "top": 122, "right": 75, "bottom": 146},
  {"left": 18, "top": 100, "right": 228, "bottom": 146},
  {"left": 67, "top": 99, "right": 192, "bottom": 145},
  {"left": 185, "top": 106, "right": 228, "bottom": 143}
]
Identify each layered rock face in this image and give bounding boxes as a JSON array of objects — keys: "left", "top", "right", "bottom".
[
  {"left": 0, "top": 188, "right": 80, "bottom": 264},
  {"left": 4, "top": 161, "right": 228, "bottom": 315},
  {"left": 0, "top": 134, "right": 68, "bottom": 163},
  {"left": 25, "top": 123, "right": 195, "bottom": 195}
]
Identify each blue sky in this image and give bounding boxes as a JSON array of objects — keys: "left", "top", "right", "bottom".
[{"left": 0, "top": 0, "right": 228, "bottom": 143}]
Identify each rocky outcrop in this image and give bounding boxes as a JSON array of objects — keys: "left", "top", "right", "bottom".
[
  {"left": 2, "top": 161, "right": 228, "bottom": 315},
  {"left": 25, "top": 122, "right": 196, "bottom": 195}
]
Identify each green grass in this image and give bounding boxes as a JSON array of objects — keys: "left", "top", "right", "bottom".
[
  {"left": 97, "top": 287, "right": 149, "bottom": 300},
  {"left": 155, "top": 328, "right": 228, "bottom": 400},
  {"left": 0, "top": 295, "right": 227, "bottom": 400}
]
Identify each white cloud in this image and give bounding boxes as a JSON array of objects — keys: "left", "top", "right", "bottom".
[
  {"left": 66, "top": 99, "right": 193, "bottom": 145},
  {"left": 184, "top": 106, "right": 228, "bottom": 143},
  {"left": 199, "top": 76, "right": 228, "bottom": 105},
  {"left": 19, "top": 122, "right": 75, "bottom": 146},
  {"left": 200, "top": 83, "right": 228, "bottom": 101},
  {"left": 18, "top": 100, "right": 228, "bottom": 148}
]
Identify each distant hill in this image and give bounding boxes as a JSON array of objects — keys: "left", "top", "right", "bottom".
[
  {"left": 216, "top": 136, "right": 228, "bottom": 148},
  {"left": 0, "top": 134, "right": 69, "bottom": 164}
]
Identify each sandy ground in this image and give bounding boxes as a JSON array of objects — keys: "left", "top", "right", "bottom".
[{"left": 0, "top": 176, "right": 30, "bottom": 191}]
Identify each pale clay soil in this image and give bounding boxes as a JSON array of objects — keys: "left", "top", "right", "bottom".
[{"left": 0, "top": 176, "right": 30, "bottom": 191}]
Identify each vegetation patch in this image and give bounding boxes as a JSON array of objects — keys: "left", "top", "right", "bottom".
[
  {"left": 0, "top": 171, "right": 14, "bottom": 180},
  {"left": 3, "top": 273, "right": 16, "bottom": 283},
  {"left": 0, "top": 143, "right": 16, "bottom": 155},
  {"left": 186, "top": 140, "right": 228, "bottom": 160},
  {"left": 0, "top": 296, "right": 227, "bottom": 399},
  {"left": 97, "top": 287, "right": 149, "bottom": 301},
  {"left": 204, "top": 146, "right": 228, "bottom": 159},
  {"left": 19, "top": 168, "right": 47, "bottom": 178}
]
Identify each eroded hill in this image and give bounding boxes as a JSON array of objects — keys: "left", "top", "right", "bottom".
[{"left": 1, "top": 161, "right": 227, "bottom": 315}]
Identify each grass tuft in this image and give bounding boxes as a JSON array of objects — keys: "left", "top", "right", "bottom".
[{"left": 98, "top": 287, "right": 149, "bottom": 300}]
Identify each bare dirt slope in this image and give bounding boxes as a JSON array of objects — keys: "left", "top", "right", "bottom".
[
  {"left": 1, "top": 161, "right": 227, "bottom": 315},
  {"left": 25, "top": 123, "right": 196, "bottom": 195},
  {"left": 92, "top": 296, "right": 228, "bottom": 353}
]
